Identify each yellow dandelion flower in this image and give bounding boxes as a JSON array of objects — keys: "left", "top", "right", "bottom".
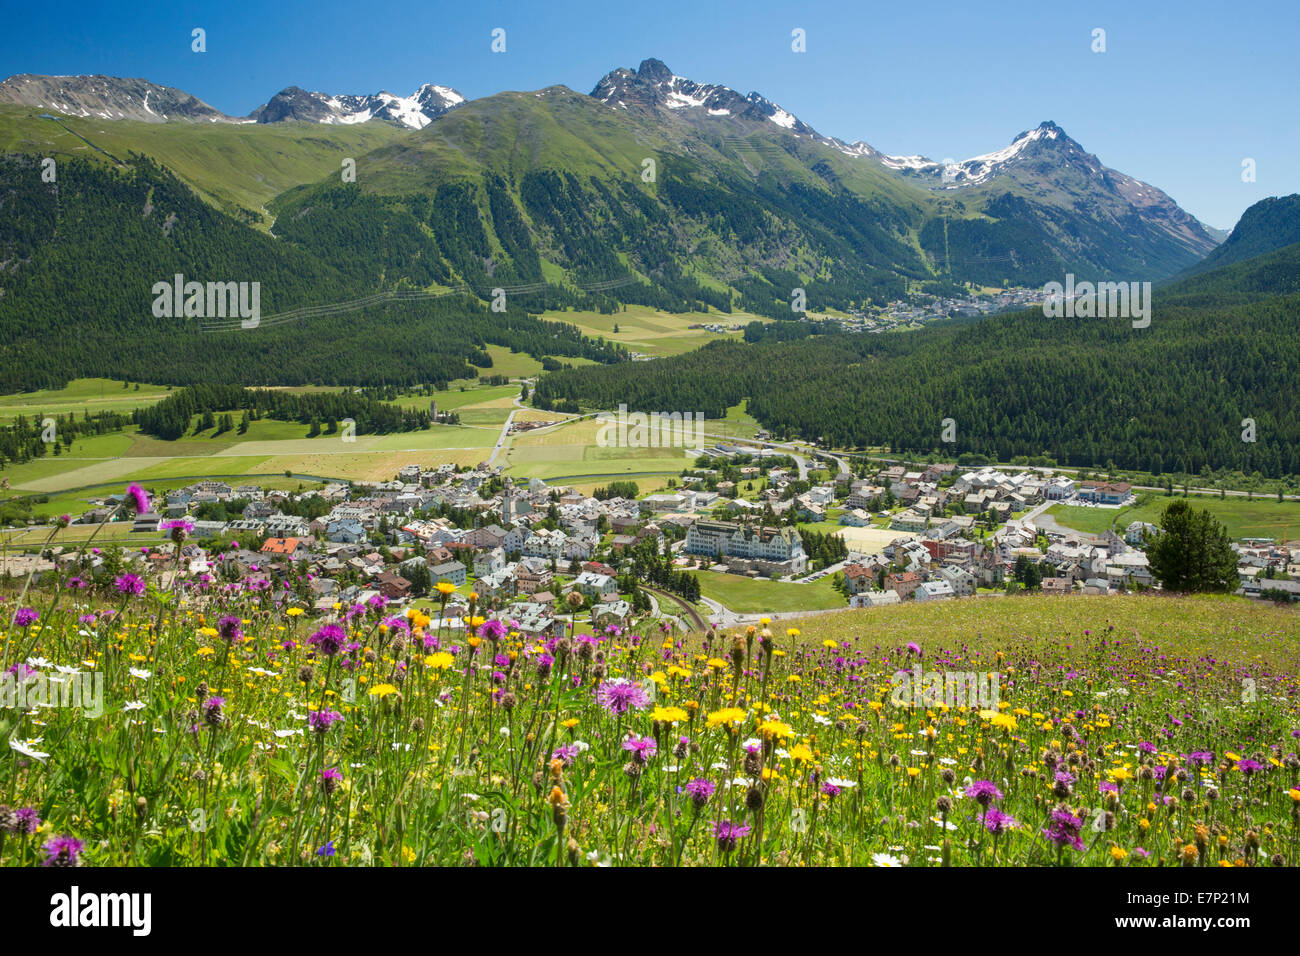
[
  {"left": 650, "top": 706, "right": 689, "bottom": 724},
  {"left": 706, "top": 707, "right": 746, "bottom": 729}
]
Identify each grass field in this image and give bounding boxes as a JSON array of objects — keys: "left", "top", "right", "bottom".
[
  {"left": 501, "top": 416, "right": 696, "bottom": 483},
  {"left": 0, "top": 378, "right": 171, "bottom": 423},
  {"left": 780, "top": 592, "right": 1300, "bottom": 670},
  {"left": 1047, "top": 495, "right": 1300, "bottom": 541},
  {"left": 703, "top": 401, "right": 764, "bottom": 440},
  {"left": 540, "top": 306, "right": 770, "bottom": 358},
  {"left": 696, "top": 570, "right": 846, "bottom": 613}
]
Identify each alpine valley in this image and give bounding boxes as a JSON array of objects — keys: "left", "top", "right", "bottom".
[{"left": 0, "top": 59, "right": 1295, "bottom": 476}]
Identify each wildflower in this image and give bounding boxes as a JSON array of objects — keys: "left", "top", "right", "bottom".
[
  {"left": 216, "top": 615, "right": 243, "bottom": 644},
  {"left": 684, "top": 778, "right": 715, "bottom": 810},
  {"left": 1041, "top": 807, "right": 1085, "bottom": 851},
  {"left": 983, "top": 806, "right": 1018, "bottom": 835},
  {"left": 320, "top": 767, "right": 343, "bottom": 795},
  {"left": 317, "top": 841, "right": 336, "bottom": 857},
  {"left": 161, "top": 518, "right": 193, "bottom": 542},
  {"left": 9, "top": 738, "right": 50, "bottom": 762},
  {"left": 308, "top": 710, "right": 344, "bottom": 733},
  {"left": 594, "top": 679, "right": 649, "bottom": 716},
  {"left": 479, "top": 619, "right": 507, "bottom": 641},
  {"left": 13, "top": 608, "right": 38, "bottom": 627},
  {"left": 309, "top": 624, "right": 347, "bottom": 657},
  {"left": 622, "top": 735, "right": 657, "bottom": 764},
  {"left": 758, "top": 719, "right": 793, "bottom": 740},
  {"left": 0, "top": 806, "right": 41, "bottom": 834},
  {"left": 713, "top": 820, "right": 750, "bottom": 853},
  {"left": 115, "top": 574, "right": 146, "bottom": 596},
  {"left": 649, "top": 706, "right": 689, "bottom": 724},
  {"left": 706, "top": 707, "right": 746, "bottom": 730},
  {"left": 201, "top": 696, "right": 226, "bottom": 728},
  {"left": 425, "top": 652, "right": 454, "bottom": 670},
  {"left": 41, "top": 835, "right": 85, "bottom": 867},
  {"left": 964, "top": 780, "right": 1003, "bottom": 806},
  {"left": 124, "top": 483, "right": 151, "bottom": 514}
]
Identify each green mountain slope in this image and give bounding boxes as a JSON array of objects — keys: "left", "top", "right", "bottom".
[
  {"left": 0, "top": 154, "right": 622, "bottom": 391},
  {"left": 1177, "top": 194, "right": 1300, "bottom": 277},
  {"left": 534, "top": 238, "right": 1300, "bottom": 477},
  {"left": 0, "top": 104, "right": 410, "bottom": 227}
]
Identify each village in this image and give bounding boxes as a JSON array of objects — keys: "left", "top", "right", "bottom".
[{"left": 4, "top": 450, "right": 1295, "bottom": 634}]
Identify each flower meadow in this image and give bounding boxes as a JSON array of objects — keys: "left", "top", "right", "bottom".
[{"left": 1, "top": 501, "right": 1298, "bottom": 867}]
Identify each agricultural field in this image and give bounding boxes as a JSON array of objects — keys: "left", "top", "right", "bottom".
[
  {"left": 501, "top": 416, "right": 698, "bottom": 484},
  {"left": 0, "top": 378, "right": 171, "bottom": 424},
  {"left": 0, "top": 585, "right": 1294, "bottom": 868},
  {"left": 1048, "top": 495, "right": 1300, "bottom": 542},
  {"left": 0, "top": 392, "right": 512, "bottom": 498},
  {"left": 541, "top": 306, "right": 770, "bottom": 358}
]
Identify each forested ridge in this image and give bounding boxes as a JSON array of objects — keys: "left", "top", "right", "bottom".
[
  {"left": 0, "top": 154, "right": 624, "bottom": 391},
  {"left": 535, "top": 245, "right": 1300, "bottom": 478}
]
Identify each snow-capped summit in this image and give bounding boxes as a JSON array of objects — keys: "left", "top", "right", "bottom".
[
  {"left": 249, "top": 83, "right": 465, "bottom": 127},
  {"left": 869, "top": 122, "right": 1085, "bottom": 188},
  {"left": 590, "top": 58, "right": 817, "bottom": 134}
]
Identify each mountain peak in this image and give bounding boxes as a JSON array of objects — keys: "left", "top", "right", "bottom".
[
  {"left": 0, "top": 73, "right": 236, "bottom": 123},
  {"left": 249, "top": 83, "right": 465, "bottom": 127},
  {"left": 636, "top": 58, "right": 674, "bottom": 82},
  {"left": 590, "top": 58, "right": 815, "bottom": 134}
]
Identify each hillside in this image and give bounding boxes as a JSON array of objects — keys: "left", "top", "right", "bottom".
[
  {"left": 0, "top": 154, "right": 623, "bottom": 391},
  {"left": 534, "top": 234, "right": 1300, "bottom": 477},
  {"left": 1177, "top": 194, "right": 1300, "bottom": 277},
  {"left": 1, "top": 63, "right": 1224, "bottom": 333}
]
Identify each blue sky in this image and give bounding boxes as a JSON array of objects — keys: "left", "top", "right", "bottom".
[{"left": 3, "top": 0, "right": 1295, "bottom": 229}]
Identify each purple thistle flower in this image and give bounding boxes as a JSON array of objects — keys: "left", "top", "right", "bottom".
[
  {"left": 13, "top": 608, "right": 38, "bottom": 627},
  {"left": 114, "top": 573, "right": 146, "bottom": 596},
  {"left": 308, "top": 709, "right": 344, "bottom": 733},
  {"left": 713, "top": 820, "right": 751, "bottom": 853},
  {"left": 41, "top": 835, "right": 84, "bottom": 867},
  {"left": 552, "top": 744, "right": 579, "bottom": 766},
  {"left": 684, "top": 778, "right": 715, "bottom": 810},
  {"left": 201, "top": 696, "right": 226, "bottom": 727},
  {"left": 161, "top": 518, "right": 193, "bottom": 541},
  {"left": 622, "top": 735, "right": 657, "bottom": 764},
  {"left": 309, "top": 624, "right": 347, "bottom": 657},
  {"left": 0, "top": 807, "right": 41, "bottom": 835},
  {"left": 983, "top": 806, "right": 1018, "bottom": 836},
  {"left": 594, "top": 679, "right": 649, "bottom": 716},
  {"left": 1041, "top": 807, "right": 1085, "bottom": 851},
  {"left": 1235, "top": 758, "right": 1265, "bottom": 775},
  {"left": 217, "top": 615, "right": 243, "bottom": 644},
  {"left": 124, "top": 483, "right": 151, "bottom": 514},
  {"left": 479, "top": 619, "right": 507, "bottom": 641},
  {"left": 964, "top": 780, "right": 1004, "bottom": 806}
]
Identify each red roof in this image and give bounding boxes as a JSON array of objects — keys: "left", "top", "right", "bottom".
[{"left": 261, "top": 537, "right": 301, "bottom": 554}]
